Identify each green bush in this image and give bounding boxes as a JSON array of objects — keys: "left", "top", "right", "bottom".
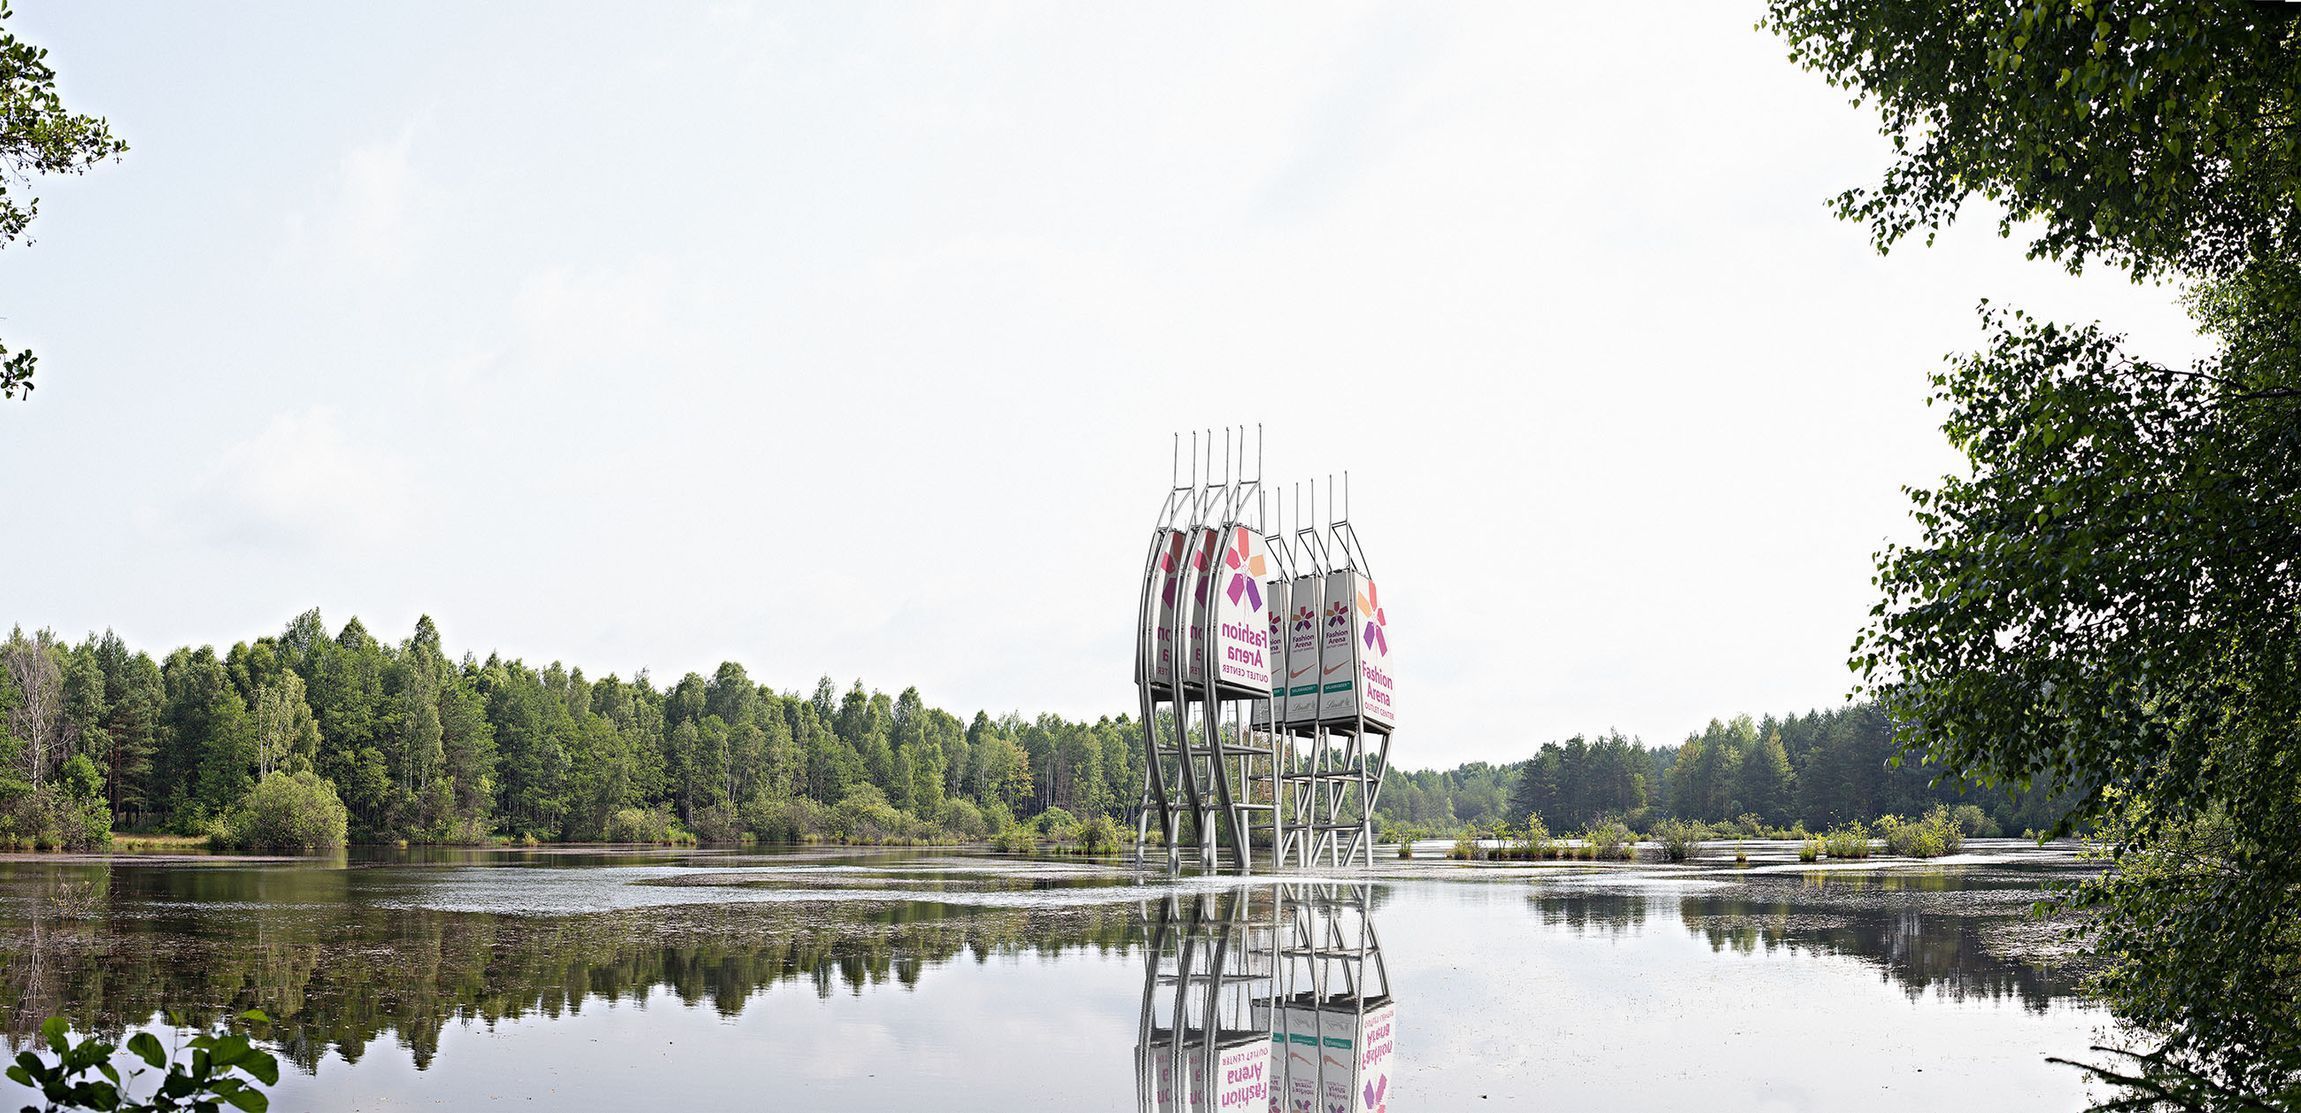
[
  {"left": 1517, "top": 814, "right": 1553, "bottom": 857},
  {"left": 742, "top": 796, "right": 827, "bottom": 844},
  {"left": 1032, "top": 807, "right": 1077, "bottom": 836},
  {"left": 602, "top": 807, "right": 695, "bottom": 845},
  {"left": 213, "top": 770, "right": 348, "bottom": 851},
  {"left": 687, "top": 802, "right": 741, "bottom": 844},
  {"left": 1651, "top": 818, "right": 1705, "bottom": 862},
  {"left": 1819, "top": 823, "right": 1872, "bottom": 860},
  {"left": 832, "top": 788, "right": 910, "bottom": 843},
  {"left": 1880, "top": 806, "right": 1966, "bottom": 858},
  {"left": 1799, "top": 838, "right": 1822, "bottom": 862},
  {"left": 1449, "top": 832, "right": 1478, "bottom": 860},
  {"left": 935, "top": 798, "right": 988, "bottom": 840},
  {"left": 1075, "top": 814, "right": 1124, "bottom": 854},
  {"left": 990, "top": 825, "right": 1040, "bottom": 853},
  {"left": 1583, "top": 818, "right": 1634, "bottom": 861},
  {"left": 1948, "top": 803, "right": 2001, "bottom": 839}
]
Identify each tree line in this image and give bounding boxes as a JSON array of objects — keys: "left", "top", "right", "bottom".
[
  {"left": 1379, "top": 705, "right": 2072, "bottom": 837},
  {"left": 0, "top": 612, "right": 1143, "bottom": 847}
]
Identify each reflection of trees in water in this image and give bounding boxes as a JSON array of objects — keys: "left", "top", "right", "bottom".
[
  {"left": 1526, "top": 890, "right": 1648, "bottom": 939},
  {"left": 0, "top": 863, "right": 1137, "bottom": 1074},
  {"left": 1675, "top": 870, "right": 2083, "bottom": 1013},
  {"left": 1522, "top": 868, "right": 2084, "bottom": 1012}
]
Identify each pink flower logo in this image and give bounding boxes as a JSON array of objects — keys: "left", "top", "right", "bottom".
[
  {"left": 1223, "top": 527, "right": 1267, "bottom": 611},
  {"left": 1358, "top": 582, "right": 1388, "bottom": 655}
]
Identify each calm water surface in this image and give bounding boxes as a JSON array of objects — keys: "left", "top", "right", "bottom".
[{"left": 0, "top": 841, "right": 2110, "bottom": 1111}]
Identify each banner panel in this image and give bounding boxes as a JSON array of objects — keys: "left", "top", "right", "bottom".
[
  {"left": 1209, "top": 525, "right": 1274, "bottom": 694},
  {"left": 1137, "top": 528, "right": 1187, "bottom": 688},
  {"left": 1250, "top": 578, "right": 1289, "bottom": 728},
  {"left": 1283, "top": 575, "right": 1322, "bottom": 724}
]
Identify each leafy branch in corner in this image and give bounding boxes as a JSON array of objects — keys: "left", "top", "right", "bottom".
[{"left": 7, "top": 1010, "right": 279, "bottom": 1113}]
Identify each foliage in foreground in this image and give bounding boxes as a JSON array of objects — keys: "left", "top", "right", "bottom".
[
  {"left": 0, "top": 2, "right": 129, "bottom": 401},
  {"left": 7, "top": 1011, "right": 278, "bottom": 1112},
  {"left": 1764, "top": 0, "right": 2301, "bottom": 1104}
]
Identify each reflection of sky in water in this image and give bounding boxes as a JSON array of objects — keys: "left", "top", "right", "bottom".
[{"left": 0, "top": 844, "right": 2108, "bottom": 1112}]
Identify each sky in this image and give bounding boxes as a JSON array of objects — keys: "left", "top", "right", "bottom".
[{"left": 0, "top": 2, "right": 2213, "bottom": 770}]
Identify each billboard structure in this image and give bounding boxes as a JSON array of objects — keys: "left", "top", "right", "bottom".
[
  {"left": 1135, "top": 431, "right": 1394, "bottom": 871},
  {"left": 1280, "top": 486, "right": 1394, "bottom": 868},
  {"left": 1134, "top": 430, "right": 1284, "bottom": 871},
  {"left": 1133, "top": 885, "right": 1397, "bottom": 1113}
]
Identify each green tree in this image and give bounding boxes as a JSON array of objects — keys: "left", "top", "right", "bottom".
[
  {"left": 0, "top": 2, "right": 128, "bottom": 400},
  {"left": 251, "top": 671, "right": 320, "bottom": 778},
  {"left": 1764, "top": 0, "right": 2301, "bottom": 1101}
]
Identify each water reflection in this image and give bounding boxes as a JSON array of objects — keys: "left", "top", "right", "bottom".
[
  {"left": 1, "top": 845, "right": 2091, "bottom": 1108},
  {"left": 1527, "top": 855, "right": 2086, "bottom": 1012},
  {"left": 1134, "top": 885, "right": 1397, "bottom": 1113},
  {"left": 0, "top": 855, "right": 1141, "bottom": 1070}
]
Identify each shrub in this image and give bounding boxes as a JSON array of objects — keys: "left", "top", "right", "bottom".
[
  {"left": 832, "top": 789, "right": 909, "bottom": 844},
  {"left": 1948, "top": 803, "right": 2001, "bottom": 839},
  {"left": 1799, "top": 839, "right": 1822, "bottom": 862},
  {"left": 213, "top": 770, "right": 348, "bottom": 851},
  {"left": 603, "top": 807, "right": 695, "bottom": 845},
  {"left": 1076, "top": 814, "right": 1124, "bottom": 854},
  {"left": 1032, "top": 807, "right": 1078, "bottom": 836},
  {"left": 1881, "top": 806, "right": 1966, "bottom": 858},
  {"left": 1517, "top": 814, "right": 1553, "bottom": 858},
  {"left": 1449, "top": 832, "right": 1478, "bottom": 860},
  {"left": 1820, "top": 823, "right": 1872, "bottom": 860},
  {"left": 687, "top": 802, "right": 741, "bottom": 845},
  {"left": 1583, "top": 818, "right": 1634, "bottom": 861},
  {"left": 1651, "top": 818, "right": 1705, "bottom": 862},
  {"left": 935, "top": 798, "right": 988, "bottom": 840},
  {"left": 990, "top": 825, "right": 1040, "bottom": 854},
  {"left": 743, "top": 796, "right": 828, "bottom": 844}
]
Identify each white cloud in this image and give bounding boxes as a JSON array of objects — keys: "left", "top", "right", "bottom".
[{"left": 192, "top": 407, "right": 413, "bottom": 551}]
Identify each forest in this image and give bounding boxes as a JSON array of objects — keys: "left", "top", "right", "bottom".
[
  {"left": 2, "top": 611, "right": 2050, "bottom": 851},
  {"left": 0, "top": 613, "right": 1140, "bottom": 849},
  {"left": 1378, "top": 710, "right": 2072, "bottom": 839}
]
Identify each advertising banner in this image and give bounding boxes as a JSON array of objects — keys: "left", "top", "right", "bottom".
[
  {"left": 1250, "top": 578, "right": 1289, "bottom": 728},
  {"left": 1185, "top": 526, "right": 1219, "bottom": 685},
  {"left": 1283, "top": 575, "right": 1323, "bottom": 723},
  {"left": 1138, "top": 528, "right": 1187, "bottom": 689},
  {"left": 1315, "top": 571, "right": 1395, "bottom": 730},
  {"left": 1208, "top": 525, "right": 1274, "bottom": 695}
]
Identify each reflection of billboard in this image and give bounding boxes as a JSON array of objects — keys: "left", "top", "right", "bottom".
[
  {"left": 1250, "top": 578, "right": 1289, "bottom": 729},
  {"left": 1209, "top": 526, "right": 1273, "bottom": 694},
  {"left": 1284, "top": 1004, "right": 1319, "bottom": 1113},
  {"left": 1141, "top": 1039, "right": 1271, "bottom": 1113},
  {"left": 1358, "top": 1003, "right": 1396, "bottom": 1113},
  {"left": 1315, "top": 571, "right": 1394, "bottom": 730},
  {"left": 1261, "top": 998, "right": 1395, "bottom": 1113},
  {"left": 1216, "top": 1040, "right": 1270, "bottom": 1113}
]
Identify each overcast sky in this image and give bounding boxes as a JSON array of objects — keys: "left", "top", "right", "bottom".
[{"left": 0, "top": 3, "right": 2210, "bottom": 769}]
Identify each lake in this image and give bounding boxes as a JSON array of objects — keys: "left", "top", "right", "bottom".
[{"left": 0, "top": 840, "right": 2112, "bottom": 1111}]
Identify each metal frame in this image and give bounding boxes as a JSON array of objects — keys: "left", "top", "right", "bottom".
[
  {"left": 1135, "top": 429, "right": 1284, "bottom": 872},
  {"left": 1134, "top": 436, "right": 1391, "bottom": 872}
]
